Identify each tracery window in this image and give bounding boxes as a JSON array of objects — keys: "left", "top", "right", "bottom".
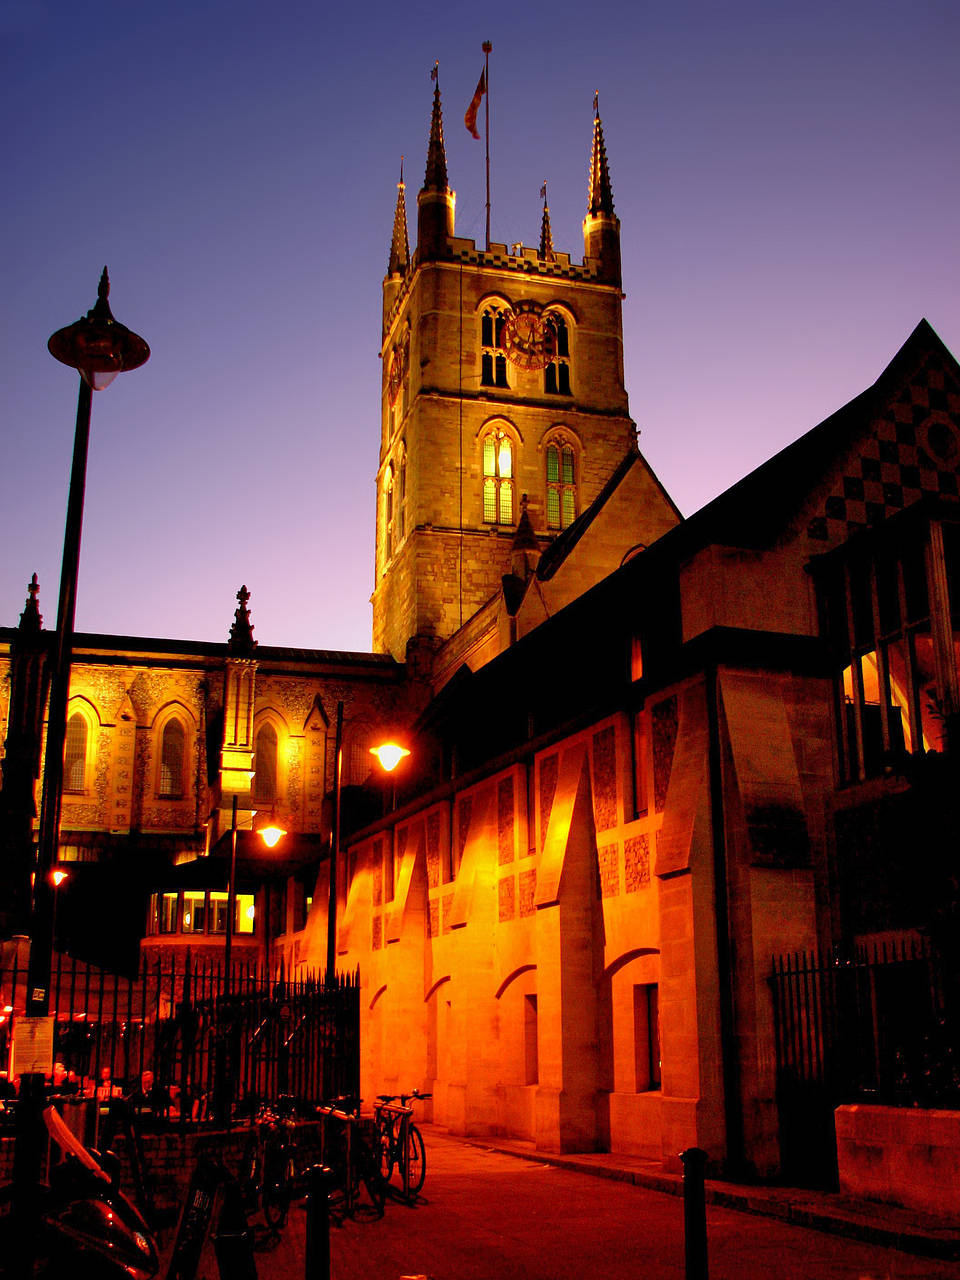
[
  {"left": 483, "top": 429, "right": 514, "bottom": 525},
  {"left": 545, "top": 439, "right": 577, "bottom": 530},
  {"left": 160, "top": 718, "right": 185, "bottom": 797},
  {"left": 816, "top": 517, "right": 960, "bottom": 782},
  {"left": 252, "top": 722, "right": 279, "bottom": 802},
  {"left": 397, "top": 443, "right": 407, "bottom": 543},
  {"left": 64, "top": 713, "right": 87, "bottom": 792},
  {"left": 480, "top": 307, "right": 509, "bottom": 389},
  {"left": 544, "top": 313, "right": 571, "bottom": 395}
]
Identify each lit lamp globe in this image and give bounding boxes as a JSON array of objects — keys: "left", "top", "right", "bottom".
[
  {"left": 369, "top": 743, "right": 411, "bottom": 772},
  {"left": 259, "top": 826, "right": 287, "bottom": 849},
  {"left": 48, "top": 267, "right": 150, "bottom": 387}
]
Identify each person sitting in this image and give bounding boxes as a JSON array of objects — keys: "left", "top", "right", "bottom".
[{"left": 127, "top": 1069, "right": 171, "bottom": 1131}]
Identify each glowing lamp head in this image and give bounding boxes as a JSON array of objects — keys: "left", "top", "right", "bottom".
[
  {"left": 370, "top": 743, "right": 410, "bottom": 773},
  {"left": 51, "top": 869, "right": 68, "bottom": 888},
  {"left": 259, "top": 826, "right": 286, "bottom": 849}
]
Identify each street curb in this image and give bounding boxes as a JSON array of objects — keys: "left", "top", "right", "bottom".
[{"left": 458, "top": 1136, "right": 960, "bottom": 1263}]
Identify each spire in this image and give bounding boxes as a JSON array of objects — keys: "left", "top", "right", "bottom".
[
  {"left": 539, "top": 180, "right": 554, "bottom": 262},
  {"left": 587, "top": 94, "right": 615, "bottom": 216},
  {"left": 417, "top": 66, "right": 456, "bottom": 261},
  {"left": 18, "top": 574, "right": 42, "bottom": 636},
  {"left": 388, "top": 158, "right": 410, "bottom": 276},
  {"left": 227, "top": 585, "right": 257, "bottom": 656},
  {"left": 423, "top": 68, "right": 448, "bottom": 192}
]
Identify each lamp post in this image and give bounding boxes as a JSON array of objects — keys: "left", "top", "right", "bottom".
[
  {"left": 50, "top": 867, "right": 68, "bottom": 959},
  {"left": 13, "top": 270, "right": 148, "bottom": 1262}
]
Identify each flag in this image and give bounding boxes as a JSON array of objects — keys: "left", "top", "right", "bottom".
[
  {"left": 539, "top": 182, "right": 547, "bottom": 201},
  {"left": 431, "top": 62, "right": 438, "bottom": 82},
  {"left": 464, "top": 69, "right": 486, "bottom": 139},
  {"left": 593, "top": 90, "right": 599, "bottom": 115}
]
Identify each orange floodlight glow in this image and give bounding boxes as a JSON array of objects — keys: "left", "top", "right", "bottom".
[{"left": 259, "top": 826, "right": 286, "bottom": 849}]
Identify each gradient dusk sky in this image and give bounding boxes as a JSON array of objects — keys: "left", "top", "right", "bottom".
[{"left": 3, "top": 0, "right": 958, "bottom": 654}]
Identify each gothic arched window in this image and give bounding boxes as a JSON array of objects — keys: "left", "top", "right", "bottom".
[
  {"left": 480, "top": 308, "right": 509, "bottom": 389},
  {"left": 546, "top": 439, "right": 577, "bottom": 530},
  {"left": 544, "top": 314, "right": 571, "bottom": 396},
  {"left": 384, "top": 463, "right": 395, "bottom": 562},
  {"left": 64, "top": 713, "right": 87, "bottom": 793},
  {"left": 252, "top": 722, "right": 278, "bottom": 802},
  {"left": 483, "top": 429, "right": 514, "bottom": 525},
  {"left": 397, "top": 443, "right": 407, "bottom": 543},
  {"left": 160, "top": 718, "right": 185, "bottom": 797}
]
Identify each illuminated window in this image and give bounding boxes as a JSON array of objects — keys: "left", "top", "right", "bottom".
[
  {"left": 160, "top": 718, "right": 185, "bottom": 797},
  {"left": 182, "top": 891, "right": 206, "bottom": 934},
  {"left": 817, "top": 518, "right": 960, "bottom": 782},
  {"left": 544, "top": 313, "right": 571, "bottom": 396},
  {"left": 159, "top": 892, "right": 178, "bottom": 934},
  {"left": 236, "top": 894, "right": 255, "bottom": 934},
  {"left": 252, "top": 723, "right": 278, "bottom": 802},
  {"left": 210, "top": 892, "right": 229, "bottom": 934},
  {"left": 545, "top": 439, "right": 577, "bottom": 530},
  {"left": 483, "top": 429, "right": 514, "bottom": 525},
  {"left": 64, "top": 713, "right": 87, "bottom": 792},
  {"left": 480, "top": 308, "right": 509, "bottom": 389}
]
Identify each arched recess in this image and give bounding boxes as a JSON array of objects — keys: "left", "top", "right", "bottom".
[
  {"left": 495, "top": 963, "right": 536, "bottom": 1001},
  {"left": 476, "top": 418, "right": 522, "bottom": 527},
  {"left": 151, "top": 701, "right": 196, "bottom": 800},
  {"left": 63, "top": 697, "right": 100, "bottom": 794},
  {"left": 369, "top": 983, "right": 388, "bottom": 1011},
  {"left": 251, "top": 708, "right": 289, "bottom": 805},
  {"left": 424, "top": 975, "right": 452, "bottom": 1114},
  {"left": 599, "top": 948, "right": 662, "bottom": 1100}
]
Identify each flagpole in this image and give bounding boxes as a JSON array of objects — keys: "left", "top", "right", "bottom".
[{"left": 483, "top": 41, "right": 492, "bottom": 250}]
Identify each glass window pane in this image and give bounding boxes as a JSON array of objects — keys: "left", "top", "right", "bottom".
[
  {"left": 913, "top": 631, "right": 946, "bottom": 752},
  {"left": 561, "top": 447, "right": 574, "bottom": 485},
  {"left": 562, "top": 489, "right": 575, "bottom": 528},
  {"left": 160, "top": 893, "right": 178, "bottom": 933},
  {"left": 545, "top": 364, "right": 557, "bottom": 394},
  {"left": 546, "top": 445, "right": 559, "bottom": 483},
  {"left": 499, "top": 482, "right": 513, "bottom": 525},
  {"left": 481, "top": 312, "right": 493, "bottom": 346},
  {"left": 160, "top": 719, "right": 184, "bottom": 797},
  {"left": 481, "top": 352, "right": 493, "bottom": 385},
  {"left": 253, "top": 723, "right": 278, "bottom": 801},
  {"left": 495, "top": 355, "right": 508, "bottom": 387},
  {"left": 210, "top": 892, "right": 229, "bottom": 934},
  {"left": 483, "top": 435, "right": 495, "bottom": 477},
  {"left": 236, "top": 894, "right": 255, "bottom": 935},
  {"left": 558, "top": 363, "right": 570, "bottom": 395},
  {"left": 886, "top": 638, "right": 913, "bottom": 754},
  {"left": 498, "top": 438, "right": 512, "bottom": 479},
  {"left": 65, "top": 714, "right": 86, "bottom": 792},
  {"left": 483, "top": 477, "right": 497, "bottom": 523},
  {"left": 555, "top": 317, "right": 569, "bottom": 358},
  {"left": 547, "top": 488, "right": 560, "bottom": 528},
  {"left": 183, "top": 892, "right": 206, "bottom": 934}
]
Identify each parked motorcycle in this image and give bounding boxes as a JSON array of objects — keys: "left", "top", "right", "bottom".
[{"left": 0, "top": 1103, "right": 159, "bottom": 1279}]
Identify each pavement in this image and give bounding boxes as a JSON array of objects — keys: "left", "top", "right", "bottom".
[{"left": 160, "top": 1124, "right": 960, "bottom": 1280}]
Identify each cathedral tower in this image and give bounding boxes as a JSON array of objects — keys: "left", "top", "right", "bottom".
[{"left": 372, "top": 84, "right": 650, "bottom": 663}]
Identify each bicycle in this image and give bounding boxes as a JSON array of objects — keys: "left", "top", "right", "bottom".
[
  {"left": 374, "top": 1090, "right": 431, "bottom": 1198},
  {"left": 237, "top": 1099, "right": 299, "bottom": 1232},
  {"left": 315, "top": 1097, "right": 385, "bottom": 1219}
]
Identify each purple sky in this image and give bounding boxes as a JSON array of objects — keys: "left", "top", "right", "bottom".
[{"left": 3, "top": 1, "right": 958, "bottom": 654}]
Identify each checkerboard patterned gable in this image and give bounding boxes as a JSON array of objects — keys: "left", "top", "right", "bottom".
[{"left": 807, "top": 351, "right": 960, "bottom": 544}]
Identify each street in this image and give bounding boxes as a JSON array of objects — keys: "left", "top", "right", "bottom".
[{"left": 177, "top": 1128, "right": 960, "bottom": 1280}]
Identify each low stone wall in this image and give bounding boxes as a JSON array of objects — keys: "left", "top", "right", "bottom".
[{"left": 835, "top": 1104, "right": 960, "bottom": 1217}]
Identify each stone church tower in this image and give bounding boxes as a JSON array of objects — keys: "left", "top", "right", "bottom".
[{"left": 371, "top": 83, "right": 662, "bottom": 663}]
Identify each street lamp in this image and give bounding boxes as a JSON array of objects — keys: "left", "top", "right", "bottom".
[
  {"left": 13, "top": 269, "right": 148, "bottom": 1249},
  {"left": 50, "top": 867, "right": 68, "bottom": 958}
]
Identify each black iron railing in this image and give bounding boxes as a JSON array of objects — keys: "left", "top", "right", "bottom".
[{"left": 0, "top": 949, "right": 359, "bottom": 1121}]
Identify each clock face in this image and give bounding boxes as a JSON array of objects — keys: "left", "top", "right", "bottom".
[{"left": 502, "top": 303, "right": 555, "bottom": 371}]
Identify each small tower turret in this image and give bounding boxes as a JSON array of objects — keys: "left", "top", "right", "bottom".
[
  {"left": 416, "top": 71, "right": 455, "bottom": 262},
  {"left": 582, "top": 96, "right": 621, "bottom": 285},
  {"left": 384, "top": 159, "right": 410, "bottom": 335}
]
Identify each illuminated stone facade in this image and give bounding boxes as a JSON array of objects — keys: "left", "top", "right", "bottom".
[{"left": 2, "top": 79, "right": 959, "bottom": 1189}]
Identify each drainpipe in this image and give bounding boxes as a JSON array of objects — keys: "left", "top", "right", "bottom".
[{"left": 705, "top": 663, "right": 746, "bottom": 1176}]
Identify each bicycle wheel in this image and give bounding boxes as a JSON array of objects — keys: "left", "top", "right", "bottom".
[
  {"left": 405, "top": 1124, "right": 426, "bottom": 1195},
  {"left": 358, "top": 1142, "right": 386, "bottom": 1217}
]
